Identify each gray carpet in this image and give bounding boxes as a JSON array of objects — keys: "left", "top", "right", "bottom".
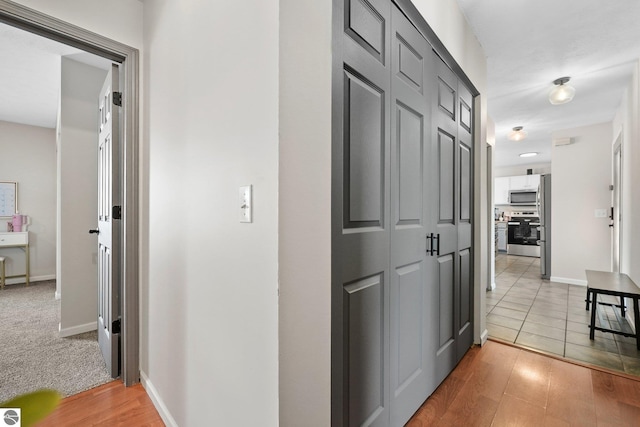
[{"left": 0, "top": 280, "right": 112, "bottom": 402}]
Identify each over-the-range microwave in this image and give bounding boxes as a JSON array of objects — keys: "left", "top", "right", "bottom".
[{"left": 509, "top": 189, "right": 537, "bottom": 205}]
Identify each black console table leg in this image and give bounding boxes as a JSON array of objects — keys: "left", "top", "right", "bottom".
[
  {"left": 590, "top": 291, "right": 598, "bottom": 340},
  {"left": 585, "top": 288, "right": 590, "bottom": 311},
  {"left": 633, "top": 297, "right": 640, "bottom": 351}
]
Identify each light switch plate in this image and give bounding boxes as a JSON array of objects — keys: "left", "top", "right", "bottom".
[
  {"left": 239, "top": 185, "right": 252, "bottom": 223},
  {"left": 594, "top": 208, "right": 607, "bottom": 218}
]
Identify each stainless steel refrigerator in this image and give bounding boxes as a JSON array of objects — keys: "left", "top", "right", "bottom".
[{"left": 538, "top": 174, "right": 551, "bottom": 279}]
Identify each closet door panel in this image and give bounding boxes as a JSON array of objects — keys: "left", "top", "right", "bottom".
[
  {"left": 456, "top": 82, "right": 474, "bottom": 360},
  {"left": 431, "top": 54, "right": 459, "bottom": 384},
  {"left": 345, "top": 0, "right": 387, "bottom": 63},
  {"left": 344, "top": 70, "right": 385, "bottom": 228},
  {"left": 459, "top": 249, "right": 472, "bottom": 337},
  {"left": 389, "top": 5, "right": 435, "bottom": 426},
  {"left": 333, "top": 0, "right": 392, "bottom": 426},
  {"left": 344, "top": 274, "right": 386, "bottom": 426}
]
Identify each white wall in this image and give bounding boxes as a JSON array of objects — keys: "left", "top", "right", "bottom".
[
  {"left": 0, "top": 120, "right": 56, "bottom": 283},
  {"left": 551, "top": 122, "right": 613, "bottom": 285},
  {"left": 57, "top": 57, "right": 106, "bottom": 336},
  {"left": 144, "top": 1, "right": 279, "bottom": 426},
  {"left": 279, "top": 0, "right": 488, "bottom": 425},
  {"left": 278, "top": 0, "right": 331, "bottom": 425}
]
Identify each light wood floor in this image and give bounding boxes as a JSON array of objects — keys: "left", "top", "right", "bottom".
[
  {"left": 36, "top": 340, "right": 640, "bottom": 426},
  {"left": 408, "top": 340, "right": 640, "bottom": 426},
  {"left": 37, "top": 381, "right": 164, "bottom": 426}
]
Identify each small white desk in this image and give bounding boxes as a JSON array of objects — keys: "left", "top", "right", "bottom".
[{"left": 0, "top": 232, "right": 30, "bottom": 287}]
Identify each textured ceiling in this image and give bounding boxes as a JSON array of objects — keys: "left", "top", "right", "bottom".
[
  {"left": 0, "top": 23, "right": 112, "bottom": 129},
  {"left": 456, "top": 0, "right": 640, "bottom": 168}
]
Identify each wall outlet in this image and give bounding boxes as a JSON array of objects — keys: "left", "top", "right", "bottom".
[
  {"left": 239, "top": 185, "right": 252, "bottom": 223},
  {"left": 594, "top": 208, "right": 608, "bottom": 218}
]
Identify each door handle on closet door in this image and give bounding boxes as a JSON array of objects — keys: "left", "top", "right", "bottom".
[
  {"left": 426, "top": 233, "right": 434, "bottom": 256},
  {"left": 426, "top": 233, "right": 440, "bottom": 256},
  {"left": 89, "top": 229, "right": 99, "bottom": 234}
]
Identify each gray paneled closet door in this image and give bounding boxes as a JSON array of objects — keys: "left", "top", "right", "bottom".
[
  {"left": 332, "top": 0, "right": 392, "bottom": 425},
  {"left": 456, "top": 81, "right": 474, "bottom": 362},
  {"left": 431, "top": 55, "right": 459, "bottom": 385},
  {"left": 332, "top": 1, "right": 475, "bottom": 426},
  {"left": 431, "top": 55, "right": 475, "bottom": 387},
  {"left": 388, "top": 6, "right": 435, "bottom": 426}
]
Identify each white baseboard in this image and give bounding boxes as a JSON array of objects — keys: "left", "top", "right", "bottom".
[
  {"left": 4, "top": 274, "right": 56, "bottom": 286},
  {"left": 479, "top": 328, "right": 489, "bottom": 346},
  {"left": 33, "top": 274, "right": 56, "bottom": 282},
  {"left": 58, "top": 321, "right": 97, "bottom": 338},
  {"left": 141, "top": 371, "right": 179, "bottom": 427},
  {"left": 550, "top": 276, "right": 587, "bottom": 286}
]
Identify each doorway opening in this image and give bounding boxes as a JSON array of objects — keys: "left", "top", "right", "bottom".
[{"left": 0, "top": 0, "right": 140, "bottom": 387}]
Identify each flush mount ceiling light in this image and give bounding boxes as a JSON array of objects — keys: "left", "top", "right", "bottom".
[
  {"left": 508, "top": 126, "right": 527, "bottom": 141},
  {"left": 549, "top": 76, "right": 576, "bottom": 105},
  {"left": 519, "top": 152, "right": 538, "bottom": 158}
]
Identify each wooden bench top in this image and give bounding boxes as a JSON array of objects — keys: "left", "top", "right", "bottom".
[{"left": 586, "top": 270, "right": 640, "bottom": 298}]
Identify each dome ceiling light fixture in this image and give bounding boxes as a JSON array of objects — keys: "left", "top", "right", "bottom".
[
  {"left": 508, "top": 126, "right": 527, "bottom": 141},
  {"left": 519, "top": 152, "right": 538, "bottom": 158},
  {"left": 549, "top": 76, "right": 576, "bottom": 105}
]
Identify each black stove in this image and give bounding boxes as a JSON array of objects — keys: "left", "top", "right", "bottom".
[{"left": 507, "top": 211, "right": 541, "bottom": 257}]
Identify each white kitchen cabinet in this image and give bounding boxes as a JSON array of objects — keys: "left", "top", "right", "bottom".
[
  {"left": 494, "top": 177, "right": 510, "bottom": 205},
  {"left": 496, "top": 222, "right": 507, "bottom": 251},
  {"left": 509, "top": 174, "right": 540, "bottom": 191},
  {"left": 495, "top": 174, "right": 540, "bottom": 205}
]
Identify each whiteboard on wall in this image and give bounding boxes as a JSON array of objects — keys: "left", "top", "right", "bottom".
[{"left": 0, "top": 182, "right": 17, "bottom": 217}]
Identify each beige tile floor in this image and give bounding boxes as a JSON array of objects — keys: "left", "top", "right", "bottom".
[{"left": 487, "top": 253, "right": 640, "bottom": 376}]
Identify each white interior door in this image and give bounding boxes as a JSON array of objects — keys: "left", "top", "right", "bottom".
[{"left": 95, "top": 64, "right": 121, "bottom": 378}]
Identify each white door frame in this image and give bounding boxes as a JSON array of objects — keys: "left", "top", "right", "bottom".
[
  {"left": 612, "top": 134, "right": 622, "bottom": 273},
  {"left": 0, "top": 0, "right": 140, "bottom": 386},
  {"left": 487, "top": 142, "right": 495, "bottom": 291}
]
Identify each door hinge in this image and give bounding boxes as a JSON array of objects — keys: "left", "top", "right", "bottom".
[
  {"left": 112, "top": 205, "right": 122, "bottom": 220},
  {"left": 112, "top": 319, "right": 121, "bottom": 334},
  {"left": 113, "top": 91, "right": 122, "bottom": 106}
]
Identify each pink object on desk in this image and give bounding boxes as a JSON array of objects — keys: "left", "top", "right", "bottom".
[{"left": 12, "top": 214, "right": 26, "bottom": 232}]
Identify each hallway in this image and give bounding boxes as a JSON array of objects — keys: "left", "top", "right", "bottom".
[{"left": 487, "top": 254, "right": 640, "bottom": 375}]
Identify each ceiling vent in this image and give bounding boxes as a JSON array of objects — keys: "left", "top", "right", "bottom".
[{"left": 553, "top": 137, "right": 573, "bottom": 146}]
